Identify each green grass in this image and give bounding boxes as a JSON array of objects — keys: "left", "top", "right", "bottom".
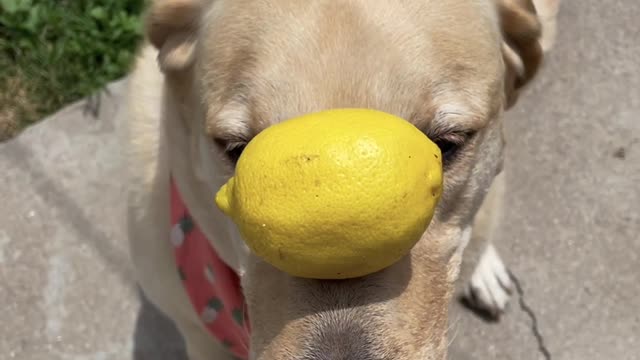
[{"left": 0, "top": 0, "right": 147, "bottom": 139}]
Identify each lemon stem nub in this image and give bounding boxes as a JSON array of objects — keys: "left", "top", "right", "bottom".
[{"left": 215, "top": 177, "right": 235, "bottom": 216}]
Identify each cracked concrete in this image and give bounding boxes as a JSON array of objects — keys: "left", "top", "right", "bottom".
[
  {"left": 1, "top": 0, "right": 638, "bottom": 359},
  {"left": 507, "top": 271, "right": 551, "bottom": 360}
]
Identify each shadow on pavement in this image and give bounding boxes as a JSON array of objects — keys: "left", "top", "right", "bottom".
[{"left": 132, "top": 290, "right": 188, "bottom": 360}]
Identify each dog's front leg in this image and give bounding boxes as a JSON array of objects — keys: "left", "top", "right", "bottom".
[{"left": 462, "top": 171, "right": 514, "bottom": 318}]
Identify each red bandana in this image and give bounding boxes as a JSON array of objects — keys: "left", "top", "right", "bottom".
[{"left": 170, "top": 178, "right": 250, "bottom": 359}]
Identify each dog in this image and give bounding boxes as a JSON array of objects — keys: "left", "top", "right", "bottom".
[{"left": 123, "top": 0, "right": 559, "bottom": 358}]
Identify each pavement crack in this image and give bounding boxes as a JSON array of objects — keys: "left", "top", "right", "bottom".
[{"left": 508, "top": 270, "right": 552, "bottom": 360}]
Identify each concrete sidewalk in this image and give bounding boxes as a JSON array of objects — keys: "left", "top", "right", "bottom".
[{"left": 1, "top": 0, "right": 638, "bottom": 359}]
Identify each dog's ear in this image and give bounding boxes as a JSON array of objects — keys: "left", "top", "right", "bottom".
[
  {"left": 145, "top": 0, "right": 208, "bottom": 72},
  {"left": 498, "top": 0, "right": 544, "bottom": 109}
]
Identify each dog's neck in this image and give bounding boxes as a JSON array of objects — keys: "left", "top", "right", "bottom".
[{"left": 162, "top": 74, "right": 249, "bottom": 275}]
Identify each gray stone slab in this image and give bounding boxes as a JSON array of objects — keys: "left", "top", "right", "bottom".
[
  {"left": 0, "top": 80, "right": 186, "bottom": 360},
  {"left": 1, "top": 0, "right": 638, "bottom": 359}
]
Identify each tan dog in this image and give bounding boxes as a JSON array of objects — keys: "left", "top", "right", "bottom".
[{"left": 123, "top": 0, "right": 559, "bottom": 359}]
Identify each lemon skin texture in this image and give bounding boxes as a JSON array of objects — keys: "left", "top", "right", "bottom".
[{"left": 216, "top": 109, "right": 442, "bottom": 279}]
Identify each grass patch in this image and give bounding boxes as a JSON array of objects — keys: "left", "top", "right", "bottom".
[
  {"left": 0, "top": 0, "right": 147, "bottom": 139},
  {"left": 0, "top": 71, "right": 36, "bottom": 140}
]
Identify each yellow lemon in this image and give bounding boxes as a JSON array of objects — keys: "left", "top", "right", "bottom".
[{"left": 216, "top": 109, "right": 442, "bottom": 279}]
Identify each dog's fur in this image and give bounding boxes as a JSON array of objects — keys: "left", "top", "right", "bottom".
[{"left": 123, "top": 0, "right": 559, "bottom": 359}]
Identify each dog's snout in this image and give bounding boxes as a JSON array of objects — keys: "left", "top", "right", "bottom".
[{"left": 298, "top": 323, "right": 384, "bottom": 360}]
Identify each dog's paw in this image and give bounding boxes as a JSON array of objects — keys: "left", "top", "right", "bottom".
[{"left": 463, "top": 244, "right": 513, "bottom": 320}]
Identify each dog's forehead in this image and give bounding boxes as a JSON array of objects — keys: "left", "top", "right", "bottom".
[{"left": 200, "top": 0, "right": 503, "bottom": 137}]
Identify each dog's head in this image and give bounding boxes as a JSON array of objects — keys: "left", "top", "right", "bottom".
[{"left": 146, "top": 0, "right": 545, "bottom": 358}]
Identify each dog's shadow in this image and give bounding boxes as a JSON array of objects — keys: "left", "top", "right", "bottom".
[
  {"left": 458, "top": 295, "right": 501, "bottom": 323},
  {"left": 132, "top": 290, "right": 189, "bottom": 360}
]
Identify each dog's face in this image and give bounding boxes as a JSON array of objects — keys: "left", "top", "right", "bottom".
[{"left": 147, "top": 0, "right": 543, "bottom": 358}]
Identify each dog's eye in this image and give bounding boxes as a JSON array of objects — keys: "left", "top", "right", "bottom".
[
  {"left": 433, "top": 131, "right": 474, "bottom": 164},
  {"left": 225, "top": 143, "right": 246, "bottom": 163},
  {"left": 214, "top": 138, "right": 247, "bottom": 164},
  {"left": 434, "top": 139, "right": 460, "bottom": 160}
]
